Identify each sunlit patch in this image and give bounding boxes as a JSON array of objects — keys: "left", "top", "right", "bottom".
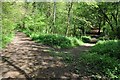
[
  {"left": 42, "top": 56, "right": 53, "bottom": 60},
  {"left": 42, "top": 49, "right": 51, "bottom": 52},
  {"left": 3, "top": 71, "right": 20, "bottom": 78},
  {"left": 82, "top": 43, "right": 95, "bottom": 47},
  {"left": 41, "top": 61, "right": 48, "bottom": 65},
  {"left": 60, "top": 76, "right": 68, "bottom": 79}
]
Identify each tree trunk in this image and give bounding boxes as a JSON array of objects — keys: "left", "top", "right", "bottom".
[
  {"left": 98, "top": 22, "right": 101, "bottom": 35},
  {"left": 73, "top": 25, "right": 76, "bottom": 36},
  {"left": 98, "top": 16, "right": 101, "bottom": 35},
  {"left": 99, "top": 8, "right": 114, "bottom": 31},
  {"left": 46, "top": 3, "right": 52, "bottom": 33},
  {"left": 52, "top": 2, "right": 56, "bottom": 34},
  {"left": 65, "top": 2, "right": 73, "bottom": 36}
]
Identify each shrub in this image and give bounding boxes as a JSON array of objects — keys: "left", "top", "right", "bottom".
[
  {"left": 72, "top": 40, "right": 120, "bottom": 79},
  {"left": 21, "top": 29, "right": 84, "bottom": 48},
  {"left": 76, "top": 53, "right": 120, "bottom": 79},
  {"left": 99, "top": 36, "right": 109, "bottom": 40},
  {"left": 90, "top": 40, "right": 120, "bottom": 60},
  {"left": 68, "top": 37, "right": 84, "bottom": 46},
  {"left": 23, "top": 31, "right": 84, "bottom": 48},
  {"left": 2, "top": 33, "right": 14, "bottom": 48},
  {"left": 41, "top": 35, "right": 72, "bottom": 48}
]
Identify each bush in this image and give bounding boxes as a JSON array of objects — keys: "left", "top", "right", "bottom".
[
  {"left": 72, "top": 40, "right": 120, "bottom": 79},
  {"left": 68, "top": 37, "right": 84, "bottom": 46},
  {"left": 99, "top": 36, "right": 109, "bottom": 40},
  {"left": 37, "top": 35, "right": 83, "bottom": 48},
  {"left": 2, "top": 33, "right": 14, "bottom": 48},
  {"left": 22, "top": 30, "right": 84, "bottom": 48},
  {"left": 90, "top": 40, "right": 120, "bottom": 60},
  {"left": 76, "top": 53, "right": 120, "bottom": 79},
  {"left": 46, "top": 35, "right": 70, "bottom": 48},
  {"left": 2, "top": 19, "right": 15, "bottom": 48},
  {"left": 81, "top": 36, "right": 91, "bottom": 43}
]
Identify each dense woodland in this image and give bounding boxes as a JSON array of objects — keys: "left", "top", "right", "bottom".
[{"left": 1, "top": 2, "right": 120, "bottom": 79}]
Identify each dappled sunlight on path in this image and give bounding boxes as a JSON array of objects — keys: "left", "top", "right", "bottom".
[
  {"left": 82, "top": 43, "right": 95, "bottom": 47},
  {"left": 0, "top": 32, "right": 95, "bottom": 79}
]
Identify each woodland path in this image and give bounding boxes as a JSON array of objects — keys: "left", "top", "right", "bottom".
[{"left": 0, "top": 32, "right": 95, "bottom": 80}]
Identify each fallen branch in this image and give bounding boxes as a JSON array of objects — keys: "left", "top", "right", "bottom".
[{"left": 2, "top": 56, "right": 31, "bottom": 80}]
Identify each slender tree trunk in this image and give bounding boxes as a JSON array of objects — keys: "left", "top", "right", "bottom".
[
  {"left": 98, "top": 15, "right": 101, "bottom": 35},
  {"left": 46, "top": 3, "right": 51, "bottom": 33},
  {"left": 81, "top": 27, "right": 85, "bottom": 36},
  {"left": 73, "top": 25, "right": 76, "bottom": 36},
  {"left": 98, "top": 22, "right": 101, "bottom": 35},
  {"left": 65, "top": 2, "right": 73, "bottom": 36},
  {"left": 115, "top": 2, "right": 120, "bottom": 39},
  {"left": 22, "top": 21, "right": 25, "bottom": 29},
  {"left": 32, "top": 2, "right": 36, "bottom": 32},
  {"left": 52, "top": 2, "right": 56, "bottom": 34}
]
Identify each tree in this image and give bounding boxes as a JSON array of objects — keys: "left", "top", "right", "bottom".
[
  {"left": 65, "top": 2, "right": 73, "bottom": 36},
  {"left": 97, "top": 2, "right": 120, "bottom": 38}
]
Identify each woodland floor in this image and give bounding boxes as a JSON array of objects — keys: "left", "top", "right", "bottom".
[{"left": 0, "top": 32, "right": 95, "bottom": 80}]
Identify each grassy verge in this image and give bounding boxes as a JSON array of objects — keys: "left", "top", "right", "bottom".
[{"left": 74, "top": 40, "right": 120, "bottom": 79}]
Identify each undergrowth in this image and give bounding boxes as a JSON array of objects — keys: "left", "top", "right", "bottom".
[
  {"left": 74, "top": 40, "right": 120, "bottom": 79},
  {"left": 90, "top": 40, "right": 120, "bottom": 59},
  {"left": 2, "top": 33, "right": 14, "bottom": 48},
  {"left": 22, "top": 30, "right": 84, "bottom": 48}
]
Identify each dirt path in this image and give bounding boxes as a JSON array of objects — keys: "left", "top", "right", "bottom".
[
  {"left": 0, "top": 32, "right": 95, "bottom": 79},
  {"left": 56, "top": 43, "right": 95, "bottom": 57}
]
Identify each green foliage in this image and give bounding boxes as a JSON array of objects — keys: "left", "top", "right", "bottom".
[
  {"left": 2, "top": 2, "right": 120, "bottom": 48},
  {"left": 24, "top": 13, "right": 47, "bottom": 33},
  {"left": 69, "top": 37, "right": 83, "bottom": 46},
  {"left": 49, "top": 39, "right": 120, "bottom": 78},
  {"left": 90, "top": 40, "right": 120, "bottom": 59},
  {"left": 99, "top": 36, "right": 109, "bottom": 40},
  {"left": 2, "top": 34, "right": 14, "bottom": 48},
  {"left": 2, "top": 2, "right": 26, "bottom": 48},
  {"left": 22, "top": 29, "right": 83, "bottom": 48},
  {"left": 38, "top": 35, "right": 72, "bottom": 48},
  {"left": 31, "top": 33, "right": 83, "bottom": 48},
  {"left": 74, "top": 40, "right": 120, "bottom": 78},
  {"left": 77, "top": 53, "right": 120, "bottom": 78},
  {"left": 2, "top": 2, "right": 120, "bottom": 79},
  {"left": 81, "top": 36, "right": 91, "bottom": 43},
  {"left": 2, "top": 3, "right": 15, "bottom": 48}
]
